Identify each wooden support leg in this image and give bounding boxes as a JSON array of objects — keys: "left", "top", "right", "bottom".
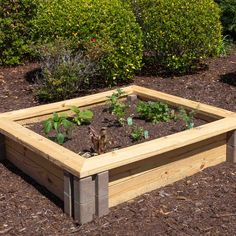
[
  {"left": 95, "top": 171, "right": 109, "bottom": 217},
  {"left": 64, "top": 171, "right": 73, "bottom": 217},
  {"left": 226, "top": 130, "right": 236, "bottom": 163},
  {"left": 0, "top": 134, "right": 6, "bottom": 161}
]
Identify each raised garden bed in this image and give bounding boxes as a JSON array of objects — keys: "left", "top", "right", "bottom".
[{"left": 0, "top": 85, "right": 235, "bottom": 224}]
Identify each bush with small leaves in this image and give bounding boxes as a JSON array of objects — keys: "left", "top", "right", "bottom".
[
  {"left": 131, "top": 0, "right": 222, "bottom": 73},
  {"left": 31, "top": 0, "right": 143, "bottom": 84}
]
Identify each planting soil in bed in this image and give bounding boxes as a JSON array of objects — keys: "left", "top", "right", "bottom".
[
  {"left": 27, "top": 100, "right": 206, "bottom": 156},
  {"left": 0, "top": 46, "right": 236, "bottom": 235}
]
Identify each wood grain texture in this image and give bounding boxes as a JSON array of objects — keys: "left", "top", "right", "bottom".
[
  {"left": 0, "top": 87, "right": 134, "bottom": 121},
  {"left": 80, "top": 116, "right": 236, "bottom": 178},
  {"left": 109, "top": 138, "right": 226, "bottom": 207},
  {"left": 6, "top": 142, "right": 64, "bottom": 200},
  {"left": 132, "top": 86, "right": 234, "bottom": 119},
  {"left": 0, "top": 118, "right": 85, "bottom": 177}
]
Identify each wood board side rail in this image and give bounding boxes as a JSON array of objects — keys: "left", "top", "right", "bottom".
[
  {"left": 80, "top": 115, "right": 236, "bottom": 178},
  {"left": 0, "top": 118, "right": 84, "bottom": 178},
  {"left": 0, "top": 86, "right": 135, "bottom": 121},
  {"left": 132, "top": 85, "right": 235, "bottom": 119}
]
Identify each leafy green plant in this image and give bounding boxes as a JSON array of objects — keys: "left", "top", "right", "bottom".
[
  {"left": 131, "top": 126, "right": 144, "bottom": 142},
  {"left": 178, "top": 107, "right": 196, "bottom": 129},
  {"left": 70, "top": 106, "right": 93, "bottom": 125},
  {"left": 31, "top": 0, "right": 143, "bottom": 83},
  {"left": 0, "top": 0, "right": 38, "bottom": 65},
  {"left": 137, "top": 101, "right": 171, "bottom": 124},
  {"left": 107, "top": 89, "right": 127, "bottom": 126},
  {"left": 35, "top": 39, "right": 97, "bottom": 102},
  {"left": 215, "top": 0, "right": 236, "bottom": 40},
  {"left": 43, "top": 112, "right": 73, "bottom": 144},
  {"left": 131, "top": 0, "right": 222, "bottom": 73}
]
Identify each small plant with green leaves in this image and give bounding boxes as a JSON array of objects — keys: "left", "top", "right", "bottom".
[
  {"left": 178, "top": 107, "right": 196, "bottom": 129},
  {"left": 107, "top": 89, "right": 127, "bottom": 126},
  {"left": 70, "top": 106, "right": 93, "bottom": 125},
  {"left": 43, "top": 112, "right": 74, "bottom": 144},
  {"left": 107, "top": 88, "right": 125, "bottom": 110},
  {"left": 137, "top": 101, "right": 171, "bottom": 124},
  {"left": 130, "top": 126, "right": 144, "bottom": 142}
]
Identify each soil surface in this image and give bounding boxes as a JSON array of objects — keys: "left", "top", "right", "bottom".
[
  {"left": 28, "top": 100, "right": 206, "bottom": 155},
  {"left": 0, "top": 47, "right": 236, "bottom": 235}
]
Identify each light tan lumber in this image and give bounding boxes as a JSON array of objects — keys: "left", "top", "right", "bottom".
[
  {"left": 109, "top": 141, "right": 226, "bottom": 207},
  {"left": 109, "top": 134, "right": 226, "bottom": 184},
  {"left": 18, "top": 97, "right": 127, "bottom": 125},
  {"left": 80, "top": 116, "right": 236, "bottom": 177},
  {"left": 0, "top": 118, "right": 84, "bottom": 177},
  {"left": 0, "top": 86, "right": 134, "bottom": 121},
  {"left": 6, "top": 145, "right": 64, "bottom": 200},
  {"left": 5, "top": 138, "right": 63, "bottom": 179},
  {"left": 132, "top": 85, "right": 234, "bottom": 119}
]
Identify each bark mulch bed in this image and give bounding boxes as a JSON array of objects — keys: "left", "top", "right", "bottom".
[{"left": 0, "top": 47, "right": 236, "bottom": 235}]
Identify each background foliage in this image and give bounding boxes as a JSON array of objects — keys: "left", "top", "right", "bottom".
[
  {"left": 131, "top": 0, "right": 223, "bottom": 73},
  {"left": 215, "top": 0, "right": 236, "bottom": 40},
  {"left": 0, "top": 0, "right": 37, "bottom": 65},
  {"left": 31, "top": 0, "right": 143, "bottom": 84}
]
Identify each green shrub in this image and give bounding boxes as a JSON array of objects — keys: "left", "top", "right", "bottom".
[
  {"left": 131, "top": 0, "right": 222, "bottom": 73},
  {"left": 35, "top": 39, "right": 98, "bottom": 101},
  {"left": 0, "top": 0, "right": 37, "bottom": 65},
  {"left": 215, "top": 0, "right": 236, "bottom": 40},
  {"left": 31, "top": 0, "right": 143, "bottom": 83}
]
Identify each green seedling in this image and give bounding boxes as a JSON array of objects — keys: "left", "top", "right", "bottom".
[
  {"left": 107, "top": 88, "right": 125, "bottom": 110},
  {"left": 70, "top": 106, "right": 93, "bottom": 125},
  {"left": 131, "top": 126, "right": 144, "bottom": 142},
  {"left": 137, "top": 101, "right": 171, "bottom": 124},
  {"left": 107, "top": 88, "right": 127, "bottom": 126},
  {"left": 43, "top": 112, "right": 73, "bottom": 144},
  {"left": 178, "top": 107, "right": 196, "bottom": 129}
]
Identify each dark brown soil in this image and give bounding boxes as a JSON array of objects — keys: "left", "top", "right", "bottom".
[
  {"left": 0, "top": 46, "right": 236, "bottom": 235},
  {"left": 28, "top": 100, "right": 206, "bottom": 155}
]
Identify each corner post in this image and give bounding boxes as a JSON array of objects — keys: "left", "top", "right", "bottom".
[
  {"left": 0, "top": 134, "right": 6, "bottom": 161},
  {"left": 226, "top": 130, "right": 236, "bottom": 163},
  {"left": 95, "top": 171, "right": 109, "bottom": 217},
  {"left": 73, "top": 176, "right": 95, "bottom": 224}
]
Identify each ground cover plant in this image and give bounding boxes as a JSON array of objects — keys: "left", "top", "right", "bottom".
[{"left": 29, "top": 89, "right": 203, "bottom": 156}]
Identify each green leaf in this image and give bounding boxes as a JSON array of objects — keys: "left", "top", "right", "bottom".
[
  {"left": 70, "top": 106, "right": 80, "bottom": 115},
  {"left": 57, "top": 133, "right": 65, "bottom": 144},
  {"left": 53, "top": 112, "right": 59, "bottom": 122},
  {"left": 80, "top": 110, "right": 93, "bottom": 122},
  {"left": 62, "top": 119, "right": 73, "bottom": 129},
  {"left": 43, "top": 120, "right": 52, "bottom": 134},
  {"left": 54, "top": 122, "right": 59, "bottom": 131}
]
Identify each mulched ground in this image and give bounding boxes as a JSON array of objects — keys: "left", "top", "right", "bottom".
[
  {"left": 28, "top": 100, "right": 206, "bottom": 155},
  {"left": 0, "top": 46, "right": 236, "bottom": 235}
]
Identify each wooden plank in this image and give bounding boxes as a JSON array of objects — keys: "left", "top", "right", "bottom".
[
  {"left": 5, "top": 138, "right": 63, "bottom": 180},
  {"left": 6, "top": 145, "right": 64, "bottom": 200},
  {"left": 0, "top": 86, "right": 134, "bottom": 121},
  {"left": 109, "top": 134, "right": 226, "bottom": 184},
  {"left": 18, "top": 97, "right": 127, "bottom": 125},
  {"left": 132, "top": 85, "right": 234, "bottom": 119},
  {"left": 80, "top": 116, "right": 236, "bottom": 178},
  {"left": 0, "top": 118, "right": 85, "bottom": 178},
  {"left": 109, "top": 141, "right": 226, "bottom": 207}
]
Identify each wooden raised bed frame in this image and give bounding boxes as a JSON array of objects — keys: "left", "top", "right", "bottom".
[{"left": 0, "top": 85, "right": 235, "bottom": 224}]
